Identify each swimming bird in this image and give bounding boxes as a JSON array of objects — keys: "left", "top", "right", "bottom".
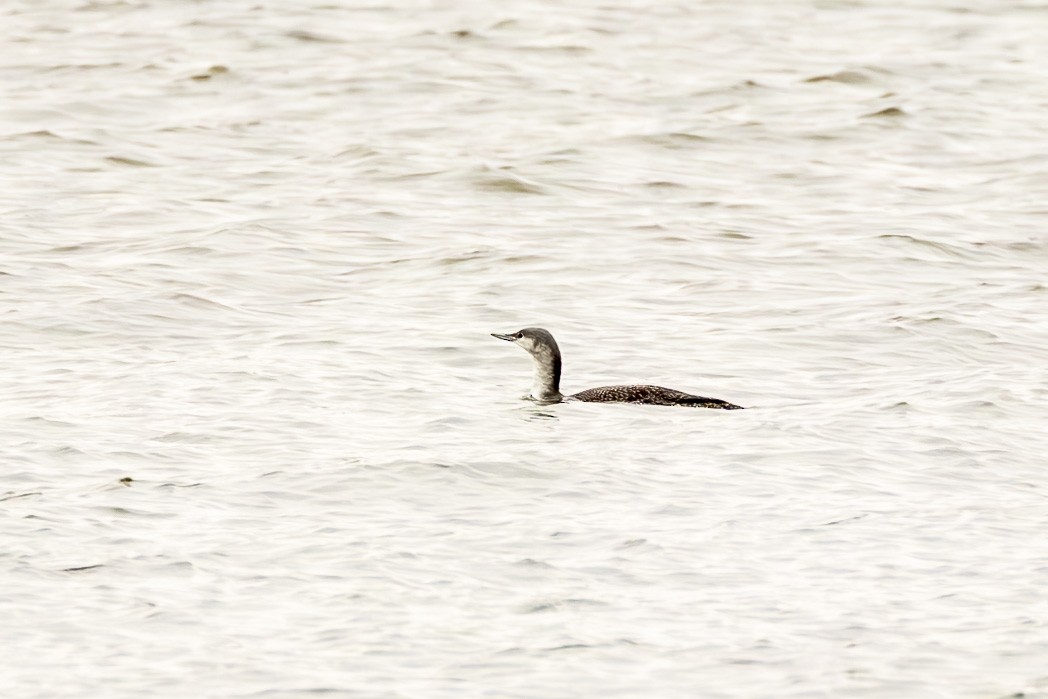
[{"left": 491, "top": 327, "right": 743, "bottom": 409}]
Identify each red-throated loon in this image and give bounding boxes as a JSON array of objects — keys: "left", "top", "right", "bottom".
[{"left": 491, "top": 327, "right": 744, "bottom": 409}]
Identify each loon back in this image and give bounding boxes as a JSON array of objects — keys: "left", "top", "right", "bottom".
[
  {"left": 491, "top": 327, "right": 743, "bottom": 410},
  {"left": 570, "top": 385, "right": 743, "bottom": 409}
]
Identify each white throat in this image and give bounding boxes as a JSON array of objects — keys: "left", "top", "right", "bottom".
[{"left": 527, "top": 346, "right": 562, "bottom": 401}]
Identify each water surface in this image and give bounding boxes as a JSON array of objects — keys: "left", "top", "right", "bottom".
[{"left": 3, "top": 1, "right": 1048, "bottom": 697}]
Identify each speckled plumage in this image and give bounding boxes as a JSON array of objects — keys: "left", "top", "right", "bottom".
[
  {"left": 491, "top": 327, "right": 744, "bottom": 410},
  {"left": 570, "top": 385, "right": 743, "bottom": 409}
]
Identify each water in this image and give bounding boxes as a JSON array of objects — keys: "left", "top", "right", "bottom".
[{"left": 3, "top": 0, "right": 1048, "bottom": 697}]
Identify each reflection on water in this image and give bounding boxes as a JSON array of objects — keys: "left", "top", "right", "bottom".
[{"left": 524, "top": 408, "right": 559, "bottom": 421}]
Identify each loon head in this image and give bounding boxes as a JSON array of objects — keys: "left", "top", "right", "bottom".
[
  {"left": 491, "top": 327, "right": 562, "bottom": 401},
  {"left": 491, "top": 327, "right": 559, "bottom": 354}
]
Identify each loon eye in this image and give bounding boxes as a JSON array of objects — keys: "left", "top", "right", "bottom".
[{"left": 514, "top": 332, "right": 523, "bottom": 339}]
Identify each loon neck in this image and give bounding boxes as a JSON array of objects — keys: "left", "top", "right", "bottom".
[{"left": 529, "top": 344, "right": 562, "bottom": 402}]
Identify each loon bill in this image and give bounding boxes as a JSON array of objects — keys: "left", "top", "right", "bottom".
[{"left": 491, "top": 327, "right": 744, "bottom": 409}]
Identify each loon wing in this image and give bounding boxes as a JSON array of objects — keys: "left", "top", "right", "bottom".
[{"left": 570, "top": 385, "right": 743, "bottom": 409}]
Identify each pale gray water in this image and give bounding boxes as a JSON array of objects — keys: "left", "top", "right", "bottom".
[{"left": 3, "top": 0, "right": 1048, "bottom": 697}]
